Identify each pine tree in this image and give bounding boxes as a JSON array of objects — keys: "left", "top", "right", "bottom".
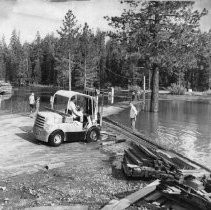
[
  {"left": 9, "top": 29, "right": 23, "bottom": 83},
  {"left": 106, "top": 0, "right": 208, "bottom": 112},
  {"left": 0, "top": 41, "right": 6, "bottom": 80},
  {"left": 57, "top": 10, "right": 80, "bottom": 90},
  {"left": 31, "top": 31, "right": 43, "bottom": 84}
]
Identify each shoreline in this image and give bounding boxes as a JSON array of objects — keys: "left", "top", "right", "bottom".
[
  {"left": 0, "top": 100, "right": 210, "bottom": 209},
  {"left": 159, "top": 93, "right": 211, "bottom": 101}
]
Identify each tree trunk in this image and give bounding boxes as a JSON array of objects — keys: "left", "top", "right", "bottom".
[
  {"left": 68, "top": 52, "right": 71, "bottom": 90},
  {"left": 150, "top": 66, "right": 159, "bottom": 112},
  {"left": 84, "top": 57, "right": 87, "bottom": 90}
]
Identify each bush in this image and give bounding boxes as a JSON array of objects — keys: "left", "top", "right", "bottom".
[{"left": 168, "top": 83, "right": 186, "bottom": 95}]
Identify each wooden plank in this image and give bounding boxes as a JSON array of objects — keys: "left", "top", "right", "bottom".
[
  {"left": 145, "top": 191, "right": 162, "bottom": 201},
  {"left": 125, "top": 150, "right": 143, "bottom": 166},
  {"left": 181, "top": 169, "right": 210, "bottom": 178},
  {"left": 136, "top": 144, "right": 158, "bottom": 159},
  {"left": 101, "top": 180, "right": 160, "bottom": 210}
]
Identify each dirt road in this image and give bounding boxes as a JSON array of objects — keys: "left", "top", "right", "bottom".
[
  {"left": 0, "top": 113, "right": 143, "bottom": 209},
  {"left": 0, "top": 102, "right": 125, "bottom": 179},
  {"left": 0, "top": 114, "right": 105, "bottom": 177}
]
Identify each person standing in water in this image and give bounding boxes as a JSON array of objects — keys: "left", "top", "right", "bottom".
[
  {"left": 129, "top": 101, "right": 138, "bottom": 131},
  {"left": 29, "top": 91, "right": 35, "bottom": 113}
]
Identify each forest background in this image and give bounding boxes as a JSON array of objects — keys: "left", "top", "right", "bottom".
[{"left": 0, "top": 0, "right": 211, "bottom": 97}]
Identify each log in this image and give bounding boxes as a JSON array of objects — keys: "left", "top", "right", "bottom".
[
  {"left": 129, "top": 147, "right": 154, "bottom": 163},
  {"left": 125, "top": 150, "right": 143, "bottom": 166}
]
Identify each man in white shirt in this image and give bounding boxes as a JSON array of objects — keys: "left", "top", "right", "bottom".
[
  {"left": 29, "top": 92, "right": 35, "bottom": 113},
  {"left": 68, "top": 96, "right": 82, "bottom": 121},
  {"left": 130, "top": 101, "right": 138, "bottom": 131}
]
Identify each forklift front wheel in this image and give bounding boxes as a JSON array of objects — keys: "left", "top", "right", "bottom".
[
  {"left": 49, "top": 130, "right": 64, "bottom": 147},
  {"left": 86, "top": 127, "right": 100, "bottom": 142}
]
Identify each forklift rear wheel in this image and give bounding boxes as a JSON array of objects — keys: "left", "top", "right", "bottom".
[
  {"left": 86, "top": 127, "right": 100, "bottom": 142},
  {"left": 49, "top": 130, "right": 64, "bottom": 147}
]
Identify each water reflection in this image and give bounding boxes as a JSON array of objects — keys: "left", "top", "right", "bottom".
[
  {"left": 110, "top": 99, "right": 211, "bottom": 169},
  {"left": 0, "top": 87, "right": 57, "bottom": 114}
]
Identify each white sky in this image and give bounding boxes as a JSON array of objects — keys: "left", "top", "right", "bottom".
[{"left": 0, "top": 0, "right": 210, "bottom": 44}]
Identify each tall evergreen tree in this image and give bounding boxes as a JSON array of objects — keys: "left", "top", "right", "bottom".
[
  {"left": 57, "top": 10, "right": 80, "bottom": 90},
  {"left": 0, "top": 40, "right": 6, "bottom": 80},
  {"left": 9, "top": 29, "right": 23, "bottom": 83},
  {"left": 106, "top": 0, "right": 208, "bottom": 112},
  {"left": 41, "top": 34, "right": 57, "bottom": 85},
  {"left": 31, "top": 31, "right": 42, "bottom": 84}
]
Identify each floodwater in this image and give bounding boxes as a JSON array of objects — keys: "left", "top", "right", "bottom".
[
  {"left": 0, "top": 86, "right": 57, "bottom": 114},
  {"left": 110, "top": 99, "right": 211, "bottom": 169},
  {"left": 1, "top": 87, "right": 211, "bottom": 169}
]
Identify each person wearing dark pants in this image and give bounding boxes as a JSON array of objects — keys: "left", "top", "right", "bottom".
[
  {"left": 130, "top": 101, "right": 138, "bottom": 131},
  {"left": 29, "top": 92, "right": 35, "bottom": 113}
]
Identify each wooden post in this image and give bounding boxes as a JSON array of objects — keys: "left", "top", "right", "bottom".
[
  {"left": 111, "top": 87, "right": 114, "bottom": 104},
  {"left": 68, "top": 51, "right": 71, "bottom": 91},
  {"left": 100, "top": 93, "right": 104, "bottom": 127}
]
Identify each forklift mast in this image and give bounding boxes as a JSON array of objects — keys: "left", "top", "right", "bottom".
[{"left": 84, "top": 88, "right": 102, "bottom": 126}]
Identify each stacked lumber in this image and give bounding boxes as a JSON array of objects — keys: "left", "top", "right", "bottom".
[
  {"left": 122, "top": 142, "right": 182, "bottom": 180},
  {"left": 119, "top": 142, "right": 211, "bottom": 209}
]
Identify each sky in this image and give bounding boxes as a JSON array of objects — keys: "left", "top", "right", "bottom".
[{"left": 0, "top": 0, "right": 210, "bottom": 44}]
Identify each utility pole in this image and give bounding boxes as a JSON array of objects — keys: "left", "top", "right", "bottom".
[
  {"left": 143, "top": 75, "right": 146, "bottom": 110},
  {"left": 84, "top": 57, "right": 87, "bottom": 89},
  {"left": 68, "top": 51, "right": 71, "bottom": 90},
  {"left": 25, "top": 58, "right": 28, "bottom": 83}
]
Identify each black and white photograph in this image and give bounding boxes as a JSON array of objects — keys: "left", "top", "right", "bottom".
[{"left": 0, "top": 0, "right": 211, "bottom": 209}]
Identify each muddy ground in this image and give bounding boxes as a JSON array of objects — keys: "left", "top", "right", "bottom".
[{"left": 0, "top": 114, "right": 149, "bottom": 209}]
